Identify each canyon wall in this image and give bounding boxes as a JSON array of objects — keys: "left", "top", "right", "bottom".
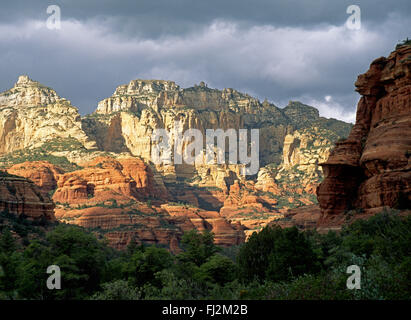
[
  {"left": 0, "top": 74, "right": 352, "bottom": 248},
  {"left": 0, "top": 171, "right": 55, "bottom": 221},
  {"left": 317, "top": 44, "right": 411, "bottom": 229}
]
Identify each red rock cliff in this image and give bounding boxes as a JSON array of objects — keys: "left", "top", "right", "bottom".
[
  {"left": 7, "top": 161, "right": 64, "bottom": 196},
  {"left": 317, "top": 44, "right": 411, "bottom": 228},
  {"left": 0, "top": 171, "right": 55, "bottom": 220}
]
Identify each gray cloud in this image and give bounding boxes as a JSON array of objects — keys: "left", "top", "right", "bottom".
[
  {"left": 2, "top": 0, "right": 410, "bottom": 35},
  {"left": 0, "top": 1, "right": 410, "bottom": 123}
]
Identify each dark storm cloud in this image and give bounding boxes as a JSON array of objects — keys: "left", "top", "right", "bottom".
[
  {"left": 0, "top": 0, "right": 410, "bottom": 122},
  {"left": 1, "top": 0, "right": 411, "bottom": 35}
]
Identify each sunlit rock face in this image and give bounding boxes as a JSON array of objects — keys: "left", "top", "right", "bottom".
[
  {"left": 0, "top": 74, "right": 352, "bottom": 249},
  {"left": 84, "top": 79, "right": 351, "bottom": 188},
  {"left": 0, "top": 75, "right": 97, "bottom": 156}
]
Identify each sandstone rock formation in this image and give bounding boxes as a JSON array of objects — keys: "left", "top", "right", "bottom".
[
  {"left": 0, "top": 74, "right": 352, "bottom": 249},
  {"left": 0, "top": 75, "right": 96, "bottom": 156},
  {"left": 268, "top": 205, "right": 321, "bottom": 230},
  {"left": 47, "top": 156, "right": 244, "bottom": 249},
  {"left": 53, "top": 156, "right": 157, "bottom": 204},
  {"left": 7, "top": 161, "right": 64, "bottom": 196},
  {"left": 317, "top": 43, "right": 411, "bottom": 230},
  {"left": 0, "top": 171, "right": 55, "bottom": 220},
  {"left": 274, "top": 127, "right": 338, "bottom": 195},
  {"left": 82, "top": 81, "right": 351, "bottom": 189},
  {"left": 255, "top": 168, "right": 281, "bottom": 194},
  {"left": 0, "top": 75, "right": 350, "bottom": 197}
]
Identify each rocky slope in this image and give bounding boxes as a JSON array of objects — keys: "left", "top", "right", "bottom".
[
  {"left": 0, "top": 75, "right": 352, "bottom": 248},
  {"left": 0, "top": 171, "right": 55, "bottom": 221},
  {"left": 82, "top": 81, "right": 351, "bottom": 186},
  {"left": 5, "top": 158, "right": 245, "bottom": 251},
  {"left": 7, "top": 161, "right": 64, "bottom": 196},
  {"left": 316, "top": 43, "right": 411, "bottom": 230},
  {"left": 0, "top": 76, "right": 96, "bottom": 155}
]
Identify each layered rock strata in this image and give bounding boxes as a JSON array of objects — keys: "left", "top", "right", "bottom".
[
  {"left": 317, "top": 44, "right": 411, "bottom": 229},
  {"left": 0, "top": 171, "right": 55, "bottom": 220}
]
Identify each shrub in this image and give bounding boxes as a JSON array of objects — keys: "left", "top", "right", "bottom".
[
  {"left": 125, "top": 246, "right": 173, "bottom": 287},
  {"left": 237, "top": 226, "right": 320, "bottom": 282},
  {"left": 90, "top": 280, "right": 141, "bottom": 300},
  {"left": 178, "top": 229, "right": 220, "bottom": 266},
  {"left": 197, "top": 254, "right": 236, "bottom": 285}
]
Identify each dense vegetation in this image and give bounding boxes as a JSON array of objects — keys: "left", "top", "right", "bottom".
[{"left": 0, "top": 209, "right": 410, "bottom": 300}]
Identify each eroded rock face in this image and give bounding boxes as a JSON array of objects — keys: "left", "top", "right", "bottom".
[
  {"left": 54, "top": 205, "right": 189, "bottom": 252},
  {"left": 269, "top": 205, "right": 321, "bottom": 230},
  {"left": 317, "top": 44, "right": 411, "bottom": 229},
  {"left": 255, "top": 168, "right": 281, "bottom": 194},
  {"left": 84, "top": 83, "right": 287, "bottom": 186},
  {"left": 275, "top": 127, "right": 337, "bottom": 195},
  {"left": 0, "top": 75, "right": 353, "bottom": 248},
  {"left": 53, "top": 156, "right": 157, "bottom": 204},
  {"left": 0, "top": 171, "right": 55, "bottom": 220},
  {"left": 0, "top": 75, "right": 350, "bottom": 199},
  {"left": 0, "top": 75, "right": 97, "bottom": 156},
  {"left": 7, "top": 161, "right": 64, "bottom": 195},
  {"left": 83, "top": 81, "right": 351, "bottom": 190},
  {"left": 161, "top": 204, "right": 246, "bottom": 246},
  {"left": 50, "top": 156, "right": 245, "bottom": 250}
]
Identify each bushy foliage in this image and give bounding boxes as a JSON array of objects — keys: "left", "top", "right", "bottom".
[
  {"left": 197, "top": 254, "right": 236, "bottom": 285},
  {"left": 237, "top": 226, "right": 320, "bottom": 282},
  {"left": 0, "top": 210, "right": 410, "bottom": 300},
  {"left": 178, "top": 229, "right": 220, "bottom": 266},
  {"left": 90, "top": 280, "right": 141, "bottom": 300},
  {"left": 125, "top": 246, "right": 173, "bottom": 287}
]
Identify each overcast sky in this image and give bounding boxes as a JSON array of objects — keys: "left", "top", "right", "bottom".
[{"left": 0, "top": 1, "right": 410, "bottom": 123}]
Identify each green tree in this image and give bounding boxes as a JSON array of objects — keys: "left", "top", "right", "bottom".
[
  {"left": 339, "top": 210, "right": 411, "bottom": 263},
  {"left": 16, "top": 241, "right": 51, "bottom": 299},
  {"left": 91, "top": 280, "right": 141, "bottom": 300},
  {"left": 237, "top": 226, "right": 320, "bottom": 282},
  {"left": 0, "top": 227, "right": 17, "bottom": 253},
  {"left": 237, "top": 226, "right": 279, "bottom": 281},
  {"left": 45, "top": 224, "right": 107, "bottom": 299},
  {"left": 266, "top": 227, "right": 320, "bottom": 282},
  {"left": 197, "top": 253, "right": 236, "bottom": 285},
  {"left": 143, "top": 269, "right": 206, "bottom": 300},
  {"left": 0, "top": 228, "right": 21, "bottom": 299},
  {"left": 179, "top": 230, "right": 219, "bottom": 266},
  {"left": 125, "top": 246, "right": 173, "bottom": 287}
]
